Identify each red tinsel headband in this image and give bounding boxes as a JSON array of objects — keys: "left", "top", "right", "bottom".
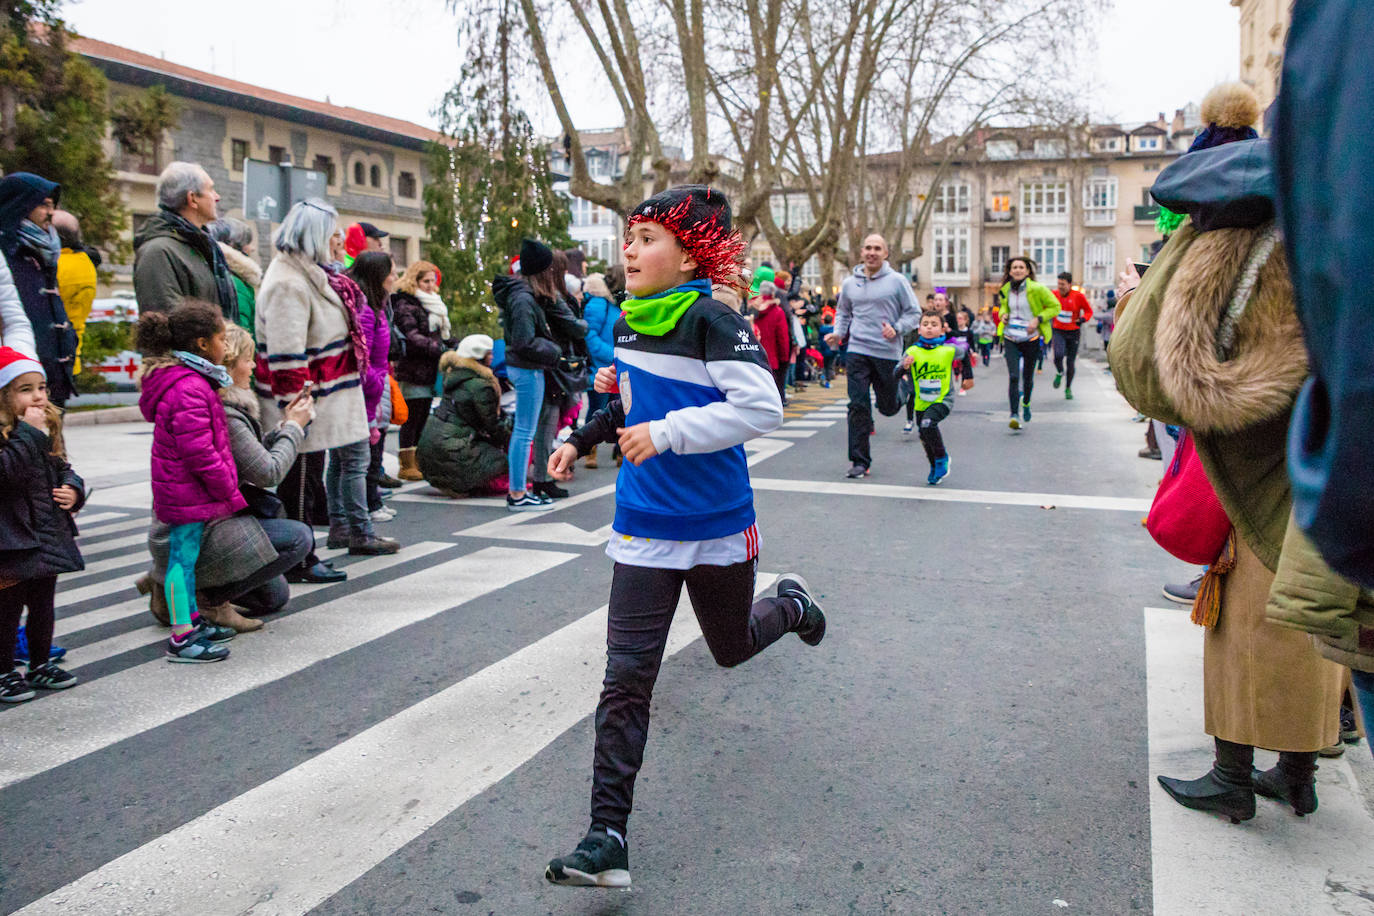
[{"left": 625, "top": 186, "right": 747, "bottom": 288}]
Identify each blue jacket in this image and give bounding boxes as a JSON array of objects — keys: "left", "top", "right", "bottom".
[
  {"left": 0, "top": 173, "right": 75, "bottom": 402},
  {"left": 566, "top": 281, "right": 782, "bottom": 541},
  {"left": 583, "top": 294, "right": 621, "bottom": 369},
  {"left": 1276, "top": 0, "right": 1374, "bottom": 586}
]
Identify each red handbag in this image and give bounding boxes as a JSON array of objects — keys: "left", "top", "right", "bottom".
[{"left": 1146, "top": 430, "right": 1232, "bottom": 565}]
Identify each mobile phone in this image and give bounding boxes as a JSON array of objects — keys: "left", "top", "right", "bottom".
[
  {"left": 1132, "top": 261, "right": 1151, "bottom": 278},
  {"left": 294, "top": 381, "right": 313, "bottom": 401}
]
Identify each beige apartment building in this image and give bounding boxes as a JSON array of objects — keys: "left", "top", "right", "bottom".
[
  {"left": 1232, "top": 0, "right": 1291, "bottom": 113},
  {"left": 75, "top": 36, "right": 443, "bottom": 296},
  {"left": 893, "top": 109, "right": 1199, "bottom": 311}
]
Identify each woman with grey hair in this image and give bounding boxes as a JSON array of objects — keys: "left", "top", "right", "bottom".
[
  {"left": 256, "top": 199, "right": 399, "bottom": 579},
  {"left": 207, "top": 217, "right": 260, "bottom": 333}
]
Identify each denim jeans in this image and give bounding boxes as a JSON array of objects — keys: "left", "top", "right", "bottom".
[
  {"left": 1352, "top": 669, "right": 1374, "bottom": 761},
  {"left": 326, "top": 439, "right": 373, "bottom": 538},
  {"left": 201, "top": 517, "right": 312, "bottom": 613},
  {"left": 506, "top": 365, "right": 544, "bottom": 493}
]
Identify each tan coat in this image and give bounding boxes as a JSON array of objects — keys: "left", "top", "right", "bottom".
[{"left": 1111, "top": 218, "right": 1343, "bottom": 752}]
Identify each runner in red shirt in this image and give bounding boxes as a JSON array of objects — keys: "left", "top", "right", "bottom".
[{"left": 1050, "top": 271, "right": 1093, "bottom": 400}]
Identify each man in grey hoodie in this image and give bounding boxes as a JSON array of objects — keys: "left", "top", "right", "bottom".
[{"left": 825, "top": 234, "right": 920, "bottom": 477}]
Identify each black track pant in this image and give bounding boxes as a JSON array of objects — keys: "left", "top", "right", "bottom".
[
  {"left": 590, "top": 559, "right": 802, "bottom": 836},
  {"left": 846, "top": 353, "right": 902, "bottom": 469},
  {"left": 1004, "top": 339, "right": 1040, "bottom": 414},
  {"left": 279, "top": 450, "right": 327, "bottom": 567},
  {"left": 1052, "top": 328, "right": 1081, "bottom": 389},
  {"left": 1, "top": 576, "right": 56, "bottom": 674},
  {"left": 915, "top": 402, "right": 951, "bottom": 465}
]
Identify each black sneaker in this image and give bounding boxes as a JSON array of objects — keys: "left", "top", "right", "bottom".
[
  {"left": 845, "top": 463, "right": 869, "bottom": 479},
  {"left": 507, "top": 492, "right": 553, "bottom": 512},
  {"left": 546, "top": 827, "right": 630, "bottom": 887},
  {"left": 777, "top": 573, "right": 826, "bottom": 646},
  {"left": 1162, "top": 574, "right": 1203, "bottom": 605},
  {"left": 1341, "top": 706, "right": 1361, "bottom": 744},
  {"left": 0, "top": 669, "right": 35, "bottom": 704},
  {"left": 534, "top": 481, "right": 570, "bottom": 500},
  {"left": 166, "top": 627, "right": 230, "bottom": 663},
  {"left": 26, "top": 662, "right": 77, "bottom": 691},
  {"left": 194, "top": 620, "right": 237, "bottom": 644}
]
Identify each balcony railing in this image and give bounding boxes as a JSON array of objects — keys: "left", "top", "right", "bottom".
[
  {"left": 1083, "top": 207, "right": 1117, "bottom": 226},
  {"left": 1134, "top": 204, "right": 1160, "bottom": 223},
  {"left": 984, "top": 206, "right": 1016, "bottom": 224}
]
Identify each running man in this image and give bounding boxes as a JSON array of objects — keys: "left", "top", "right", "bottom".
[
  {"left": 824, "top": 234, "right": 921, "bottom": 478},
  {"left": 1050, "top": 271, "right": 1093, "bottom": 400}
]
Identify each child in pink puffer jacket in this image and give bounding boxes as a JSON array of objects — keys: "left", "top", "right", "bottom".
[{"left": 136, "top": 300, "right": 245, "bottom": 664}]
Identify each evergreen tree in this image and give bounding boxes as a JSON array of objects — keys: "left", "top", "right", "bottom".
[{"left": 423, "top": 0, "right": 572, "bottom": 339}]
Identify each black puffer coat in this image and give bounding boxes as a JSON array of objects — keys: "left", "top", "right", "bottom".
[
  {"left": 0, "top": 420, "right": 85, "bottom": 579},
  {"left": 390, "top": 290, "right": 453, "bottom": 387},
  {"left": 416, "top": 353, "right": 510, "bottom": 494}
]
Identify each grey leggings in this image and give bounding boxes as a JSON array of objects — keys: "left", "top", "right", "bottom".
[{"left": 528, "top": 394, "right": 571, "bottom": 484}]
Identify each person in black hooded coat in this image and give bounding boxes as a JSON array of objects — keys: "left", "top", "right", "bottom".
[{"left": 0, "top": 173, "right": 76, "bottom": 405}]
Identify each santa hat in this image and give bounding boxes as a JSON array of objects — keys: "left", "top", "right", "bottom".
[
  {"left": 628, "top": 185, "right": 746, "bottom": 287},
  {"left": 344, "top": 224, "right": 368, "bottom": 260},
  {"left": 0, "top": 346, "right": 44, "bottom": 390}
]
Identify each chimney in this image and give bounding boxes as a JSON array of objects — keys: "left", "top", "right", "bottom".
[
  {"left": 1156, "top": 112, "right": 1167, "bottom": 130},
  {"left": 1172, "top": 109, "right": 1185, "bottom": 135}
]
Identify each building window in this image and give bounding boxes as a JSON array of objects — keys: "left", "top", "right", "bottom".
[
  {"left": 312, "top": 155, "right": 336, "bottom": 186},
  {"left": 985, "top": 139, "right": 1018, "bottom": 160},
  {"left": 1021, "top": 236, "right": 1068, "bottom": 279},
  {"left": 933, "top": 182, "right": 970, "bottom": 216},
  {"left": 389, "top": 237, "right": 408, "bottom": 267},
  {"left": 932, "top": 226, "right": 969, "bottom": 276},
  {"left": 1093, "top": 137, "right": 1121, "bottom": 153},
  {"left": 231, "top": 139, "right": 249, "bottom": 172},
  {"left": 1021, "top": 181, "right": 1069, "bottom": 218},
  {"left": 1033, "top": 138, "right": 1066, "bottom": 158},
  {"left": 398, "top": 170, "right": 417, "bottom": 198},
  {"left": 1135, "top": 135, "right": 1161, "bottom": 151},
  {"left": 269, "top": 145, "right": 288, "bottom": 165},
  {"left": 353, "top": 161, "right": 366, "bottom": 186},
  {"left": 989, "top": 245, "right": 1010, "bottom": 278},
  {"left": 370, "top": 164, "right": 382, "bottom": 188},
  {"left": 1082, "top": 177, "right": 1118, "bottom": 226},
  {"left": 1085, "top": 236, "right": 1115, "bottom": 286}
]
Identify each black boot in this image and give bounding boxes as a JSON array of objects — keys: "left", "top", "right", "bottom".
[
  {"left": 1157, "top": 738, "right": 1256, "bottom": 823},
  {"left": 1252, "top": 751, "right": 1319, "bottom": 816}
]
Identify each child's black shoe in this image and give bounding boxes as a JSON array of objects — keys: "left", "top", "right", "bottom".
[
  {"left": 0, "top": 669, "right": 36, "bottom": 703},
  {"left": 545, "top": 827, "right": 631, "bottom": 887},
  {"left": 777, "top": 573, "right": 826, "bottom": 646},
  {"left": 27, "top": 662, "right": 77, "bottom": 691}
]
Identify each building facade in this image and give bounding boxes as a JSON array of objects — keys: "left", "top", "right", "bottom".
[
  {"left": 896, "top": 109, "right": 1198, "bottom": 311},
  {"left": 77, "top": 37, "right": 443, "bottom": 295},
  {"left": 1232, "top": 0, "right": 1291, "bottom": 113}
]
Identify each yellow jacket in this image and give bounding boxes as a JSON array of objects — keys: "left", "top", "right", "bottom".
[{"left": 57, "top": 248, "right": 97, "bottom": 373}]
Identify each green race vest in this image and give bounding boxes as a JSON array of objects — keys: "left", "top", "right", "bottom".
[{"left": 906, "top": 343, "right": 956, "bottom": 411}]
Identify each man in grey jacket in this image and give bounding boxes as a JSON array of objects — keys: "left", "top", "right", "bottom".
[{"left": 825, "top": 234, "right": 920, "bottom": 477}]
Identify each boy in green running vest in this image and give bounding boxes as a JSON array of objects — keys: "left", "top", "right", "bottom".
[{"left": 900, "top": 311, "right": 957, "bottom": 484}]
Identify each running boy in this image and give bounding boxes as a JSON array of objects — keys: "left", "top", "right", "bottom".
[
  {"left": 544, "top": 185, "right": 826, "bottom": 888},
  {"left": 901, "top": 311, "right": 959, "bottom": 485}
]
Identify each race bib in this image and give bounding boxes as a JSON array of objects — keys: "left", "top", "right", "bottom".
[
  {"left": 918, "top": 378, "right": 943, "bottom": 401},
  {"left": 1005, "top": 317, "right": 1031, "bottom": 342},
  {"left": 1058, "top": 309, "right": 1074, "bottom": 323},
  {"left": 619, "top": 371, "right": 632, "bottom": 412}
]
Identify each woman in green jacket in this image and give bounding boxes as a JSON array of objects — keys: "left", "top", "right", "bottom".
[
  {"left": 416, "top": 335, "right": 510, "bottom": 497},
  {"left": 995, "top": 257, "right": 1058, "bottom": 429}
]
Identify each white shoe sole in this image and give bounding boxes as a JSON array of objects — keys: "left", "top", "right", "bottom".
[
  {"left": 1160, "top": 587, "right": 1196, "bottom": 605},
  {"left": 546, "top": 866, "right": 631, "bottom": 888}
]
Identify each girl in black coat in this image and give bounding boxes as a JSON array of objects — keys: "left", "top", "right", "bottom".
[{"left": 0, "top": 347, "right": 85, "bottom": 702}]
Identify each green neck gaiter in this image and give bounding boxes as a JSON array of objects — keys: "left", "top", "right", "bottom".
[{"left": 620, "top": 283, "right": 706, "bottom": 336}]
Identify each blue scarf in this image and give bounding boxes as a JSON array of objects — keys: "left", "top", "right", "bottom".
[
  {"left": 173, "top": 350, "right": 233, "bottom": 389},
  {"left": 916, "top": 334, "right": 948, "bottom": 349},
  {"left": 18, "top": 219, "right": 59, "bottom": 267}
]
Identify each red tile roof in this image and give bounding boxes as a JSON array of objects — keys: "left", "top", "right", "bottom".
[{"left": 72, "top": 35, "right": 447, "bottom": 145}]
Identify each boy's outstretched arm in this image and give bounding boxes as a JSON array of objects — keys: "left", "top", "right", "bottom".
[{"left": 649, "top": 313, "right": 783, "bottom": 456}]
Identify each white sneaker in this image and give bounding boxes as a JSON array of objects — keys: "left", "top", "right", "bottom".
[
  {"left": 957, "top": 389, "right": 967, "bottom": 397},
  {"left": 902, "top": 420, "right": 914, "bottom": 434},
  {"left": 370, "top": 506, "right": 397, "bottom": 523}
]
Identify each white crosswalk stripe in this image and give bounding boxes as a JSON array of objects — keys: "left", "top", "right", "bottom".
[
  {"left": 0, "top": 545, "right": 576, "bottom": 789},
  {"left": 75, "top": 517, "right": 149, "bottom": 540},
  {"left": 13, "top": 575, "right": 778, "bottom": 916}
]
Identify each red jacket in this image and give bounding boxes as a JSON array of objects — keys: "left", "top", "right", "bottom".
[
  {"left": 1051, "top": 288, "right": 1093, "bottom": 331},
  {"left": 753, "top": 300, "right": 790, "bottom": 370}
]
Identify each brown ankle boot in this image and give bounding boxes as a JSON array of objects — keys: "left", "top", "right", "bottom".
[
  {"left": 197, "top": 598, "right": 264, "bottom": 632},
  {"left": 135, "top": 573, "right": 171, "bottom": 626},
  {"left": 584, "top": 445, "right": 598, "bottom": 469},
  {"left": 397, "top": 447, "right": 424, "bottom": 481}
]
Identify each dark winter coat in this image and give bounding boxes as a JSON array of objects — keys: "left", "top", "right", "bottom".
[
  {"left": 389, "top": 290, "right": 452, "bottom": 387},
  {"left": 493, "top": 275, "right": 588, "bottom": 370},
  {"left": 0, "top": 173, "right": 76, "bottom": 403},
  {"left": 138, "top": 357, "right": 246, "bottom": 526},
  {"left": 0, "top": 420, "right": 85, "bottom": 580},
  {"left": 132, "top": 208, "right": 237, "bottom": 319},
  {"left": 416, "top": 352, "right": 509, "bottom": 494}
]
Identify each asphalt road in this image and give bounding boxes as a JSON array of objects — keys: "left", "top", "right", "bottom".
[{"left": 3, "top": 351, "right": 1372, "bottom": 915}]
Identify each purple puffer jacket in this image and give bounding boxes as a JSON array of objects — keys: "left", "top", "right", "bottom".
[
  {"left": 357, "top": 301, "right": 390, "bottom": 422},
  {"left": 138, "top": 362, "right": 246, "bottom": 525}
]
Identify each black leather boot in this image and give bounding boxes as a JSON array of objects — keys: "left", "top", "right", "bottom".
[
  {"left": 1158, "top": 738, "right": 1256, "bottom": 823},
  {"left": 1252, "top": 751, "right": 1319, "bottom": 816}
]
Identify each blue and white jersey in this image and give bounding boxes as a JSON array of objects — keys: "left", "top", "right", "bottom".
[{"left": 608, "top": 289, "right": 782, "bottom": 542}]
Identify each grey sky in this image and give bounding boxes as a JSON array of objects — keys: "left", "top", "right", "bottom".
[{"left": 66, "top": 0, "right": 1239, "bottom": 136}]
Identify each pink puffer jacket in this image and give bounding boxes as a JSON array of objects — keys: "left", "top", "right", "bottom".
[{"left": 138, "top": 360, "right": 246, "bottom": 526}]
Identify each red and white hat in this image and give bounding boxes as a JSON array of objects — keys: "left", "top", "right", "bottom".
[{"left": 0, "top": 346, "right": 44, "bottom": 390}]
